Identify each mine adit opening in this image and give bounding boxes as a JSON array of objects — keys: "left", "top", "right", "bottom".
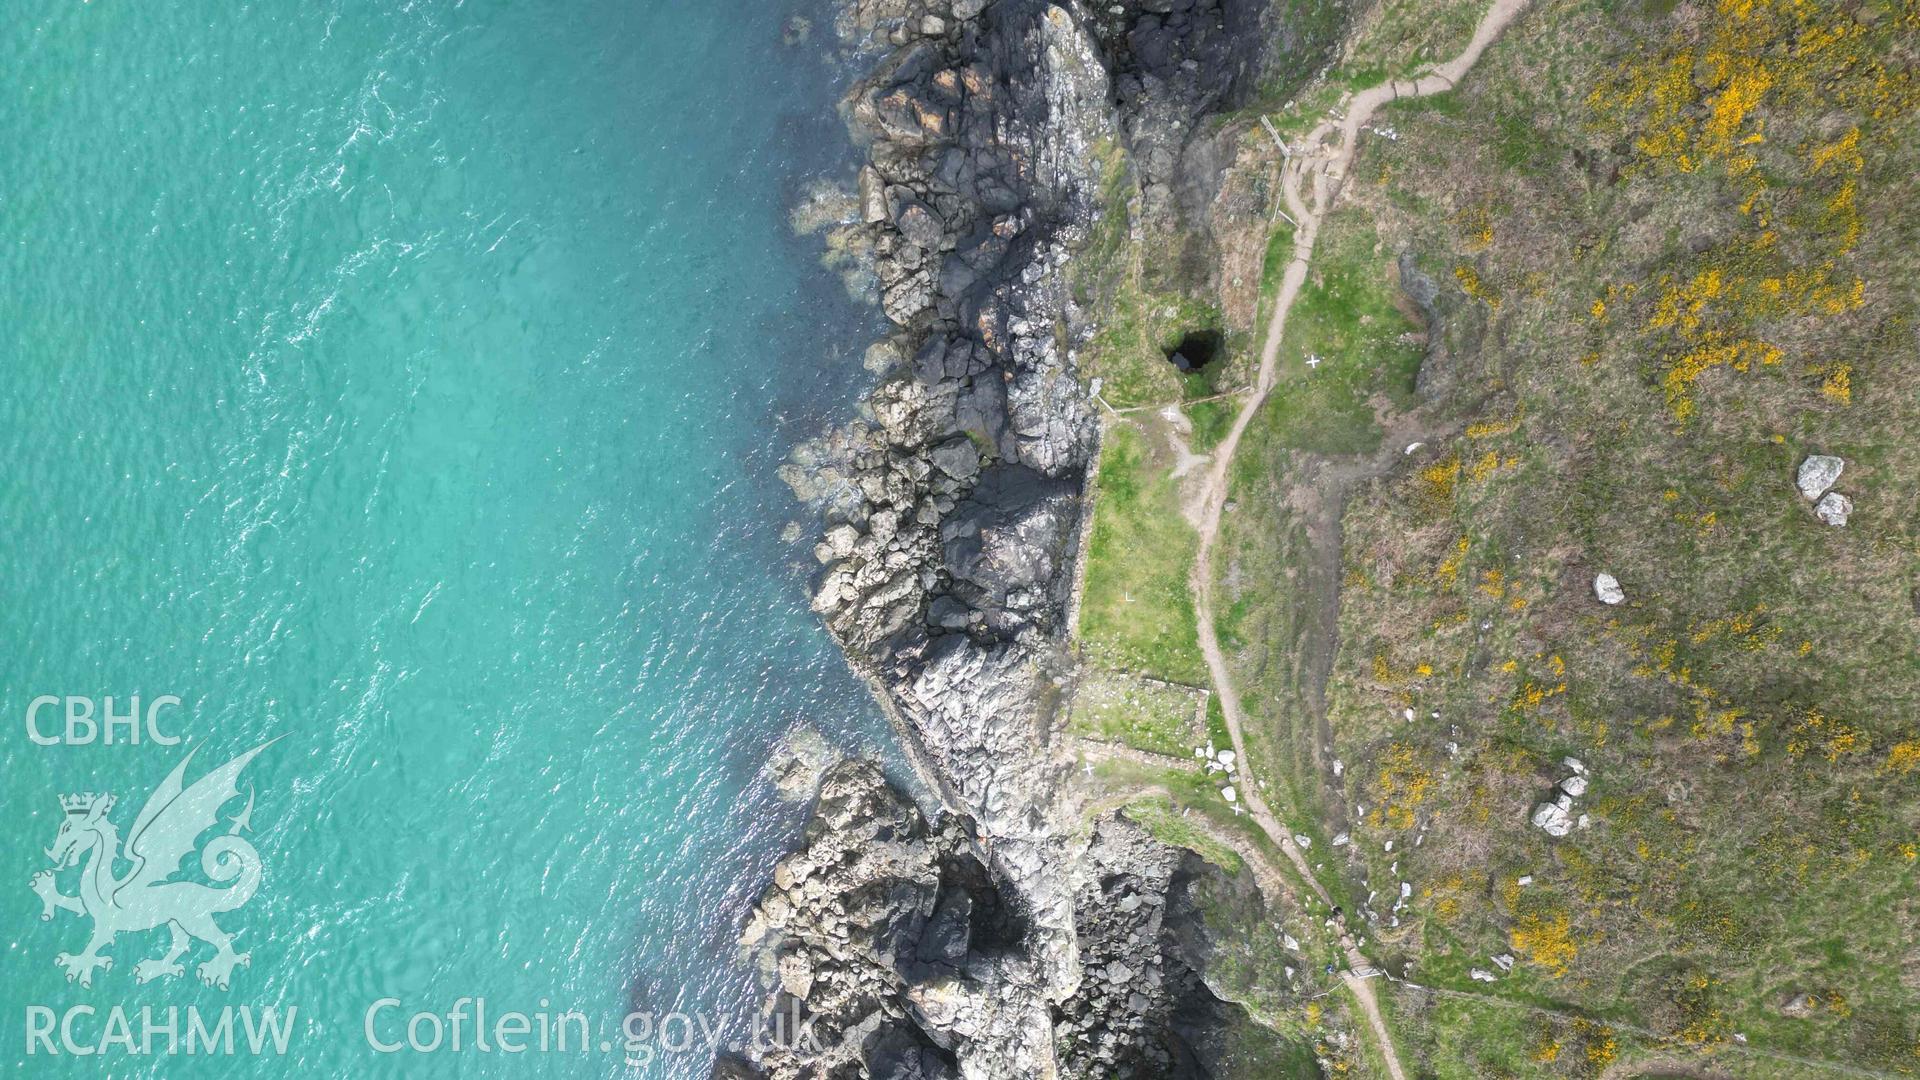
[{"left": 1164, "top": 330, "right": 1222, "bottom": 373}]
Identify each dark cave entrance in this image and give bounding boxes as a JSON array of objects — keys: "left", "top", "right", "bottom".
[
  {"left": 943, "top": 851, "right": 1029, "bottom": 956},
  {"left": 1164, "top": 330, "right": 1222, "bottom": 373}
]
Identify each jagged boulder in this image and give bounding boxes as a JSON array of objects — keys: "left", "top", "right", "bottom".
[
  {"left": 1531, "top": 797, "right": 1574, "bottom": 838},
  {"left": 1797, "top": 454, "right": 1844, "bottom": 500},
  {"left": 732, "top": 761, "right": 989, "bottom": 1080}
]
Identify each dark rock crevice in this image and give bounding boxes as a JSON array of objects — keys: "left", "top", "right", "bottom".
[{"left": 1086, "top": 0, "right": 1273, "bottom": 207}]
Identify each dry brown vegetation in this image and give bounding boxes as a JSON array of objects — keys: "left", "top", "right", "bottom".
[{"left": 1215, "top": 0, "right": 1920, "bottom": 1074}]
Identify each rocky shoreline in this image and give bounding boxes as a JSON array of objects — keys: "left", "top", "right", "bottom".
[{"left": 736, "top": 2, "right": 1308, "bottom": 1076}]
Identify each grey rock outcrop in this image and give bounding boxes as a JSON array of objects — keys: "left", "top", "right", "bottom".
[
  {"left": 785, "top": 9, "right": 1114, "bottom": 1019},
  {"left": 1083, "top": 0, "right": 1273, "bottom": 224},
  {"left": 1400, "top": 254, "right": 1455, "bottom": 400},
  {"left": 763, "top": 1, "right": 1124, "bottom": 1071},
  {"left": 1052, "top": 817, "right": 1281, "bottom": 1078},
  {"left": 763, "top": 725, "right": 845, "bottom": 802},
  {"left": 734, "top": 767, "right": 1284, "bottom": 1080},
  {"left": 747, "top": 0, "right": 1330, "bottom": 1076},
  {"left": 732, "top": 761, "right": 998, "bottom": 1080}
]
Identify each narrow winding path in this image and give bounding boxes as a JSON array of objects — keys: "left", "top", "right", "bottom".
[{"left": 1183, "top": 4, "right": 1531, "bottom": 1075}]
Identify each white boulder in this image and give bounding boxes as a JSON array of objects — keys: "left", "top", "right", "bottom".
[
  {"left": 1798, "top": 454, "right": 1844, "bottom": 500},
  {"left": 1593, "top": 573, "right": 1626, "bottom": 605},
  {"left": 1531, "top": 800, "right": 1574, "bottom": 837},
  {"left": 1816, "top": 491, "right": 1853, "bottom": 526}
]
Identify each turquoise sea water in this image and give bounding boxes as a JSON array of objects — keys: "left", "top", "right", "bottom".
[{"left": 2, "top": 1, "right": 887, "bottom": 1075}]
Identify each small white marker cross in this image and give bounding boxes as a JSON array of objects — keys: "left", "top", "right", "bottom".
[
  {"left": 1082, "top": 761, "right": 1095, "bottom": 778},
  {"left": 1305, "top": 354, "right": 1322, "bottom": 369}
]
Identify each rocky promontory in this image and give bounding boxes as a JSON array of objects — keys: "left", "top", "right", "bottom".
[{"left": 744, "top": 1, "right": 1323, "bottom": 1076}]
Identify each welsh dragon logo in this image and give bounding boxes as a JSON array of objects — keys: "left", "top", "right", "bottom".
[{"left": 30, "top": 738, "right": 278, "bottom": 989}]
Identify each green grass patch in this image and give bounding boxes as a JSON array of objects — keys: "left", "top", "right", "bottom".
[
  {"left": 1083, "top": 278, "right": 1230, "bottom": 408},
  {"left": 1078, "top": 422, "right": 1208, "bottom": 684},
  {"left": 1380, "top": 90, "right": 1469, "bottom": 119},
  {"left": 1205, "top": 692, "right": 1233, "bottom": 752},
  {"left": 1201, "top": 212, "right": 1425, "bottom": 888},
  {"left": 1186, "top": 397, "right": 1235, "bottom": 453},
  {"left": 1392, "top": 991, "right": 1571, "bottom": 1080},
  {"left": 1260, "top": 209, "right": 1425, "bottom": 455},
  {"left": 1123, "top": 795, "right": 1246, "bottom": 875}
]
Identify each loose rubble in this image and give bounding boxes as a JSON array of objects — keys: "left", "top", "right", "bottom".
[{"left": 1530, "top": 757, "right": 1592, "bottom": 839}]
